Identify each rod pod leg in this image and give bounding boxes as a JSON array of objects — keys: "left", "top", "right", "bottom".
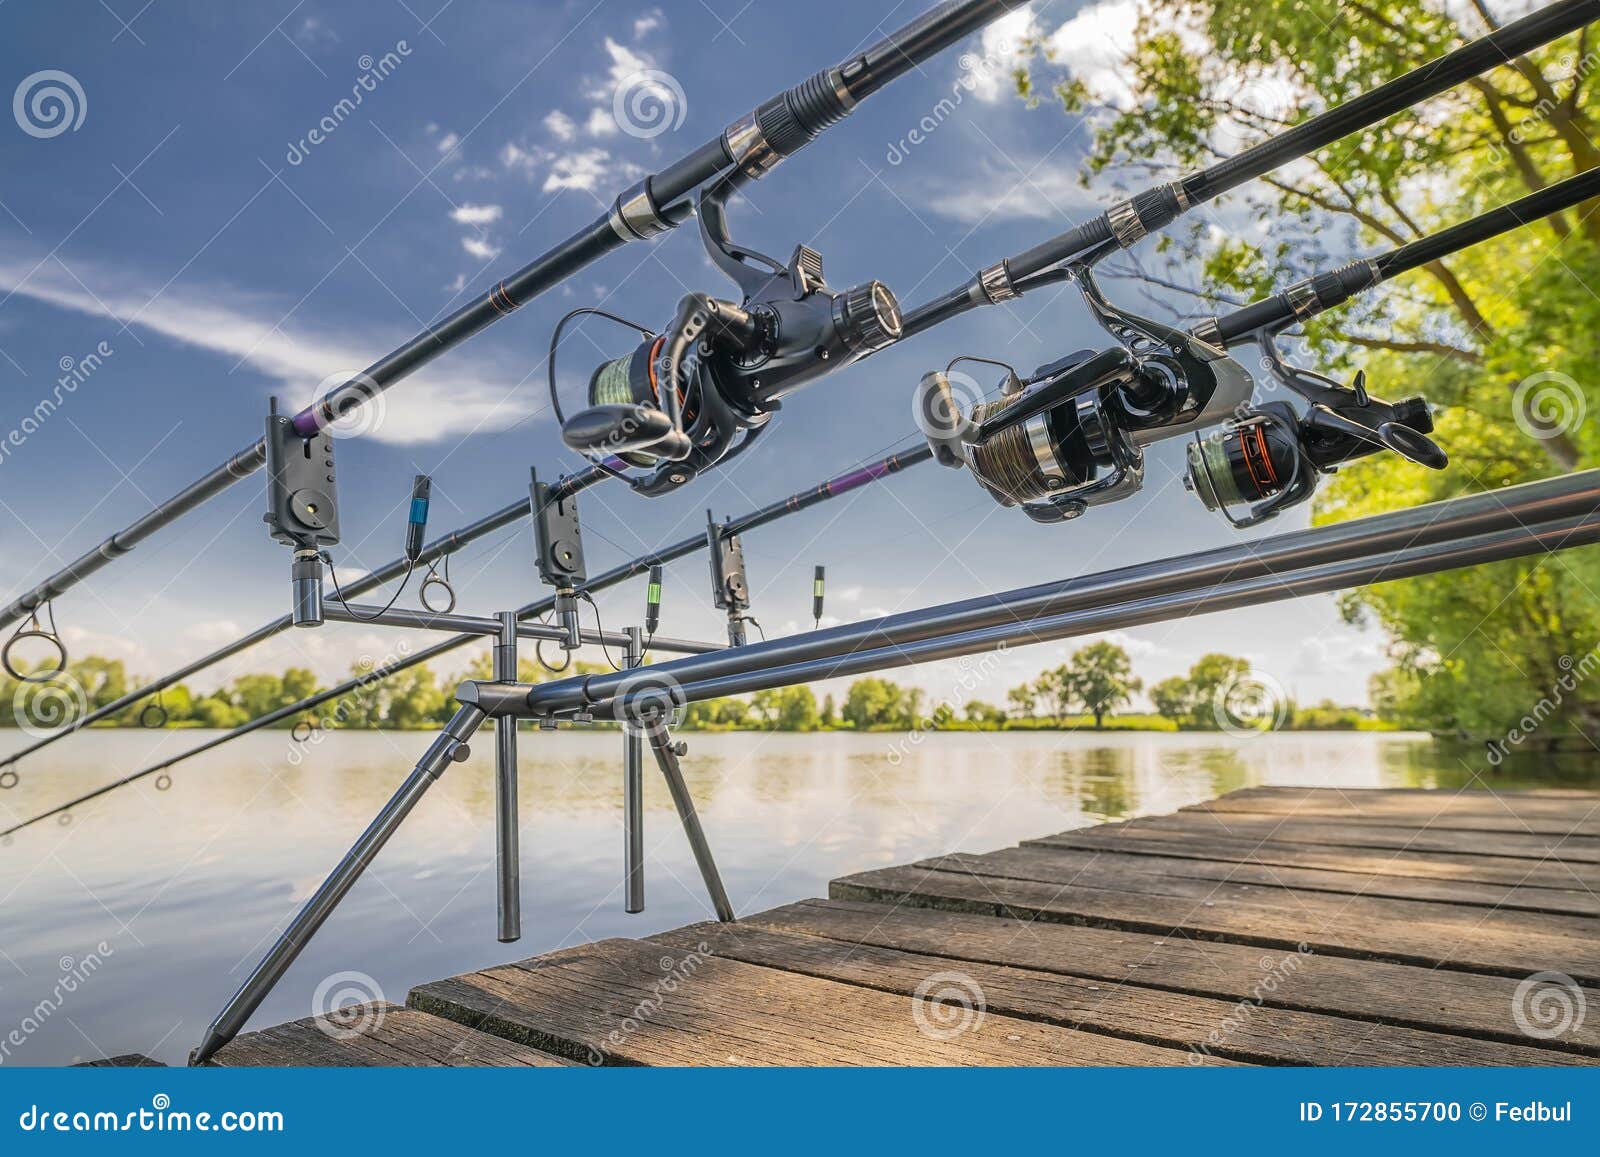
[
  {"left": 642, "top": 713, "right": 734, "bottom": 922},
  {"left": 190, "top": 704, "right": 486, "bottom": 1065},
  {"left": 623, "top": 628, "right": 645, "bottom": 914},
  {"left": 494, "top": 612, "right": 521, "bottom": 942}
]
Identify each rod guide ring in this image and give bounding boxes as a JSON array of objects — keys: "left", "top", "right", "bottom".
[{"left": 2, "top": 628, "right": 68, "bottom": 684}]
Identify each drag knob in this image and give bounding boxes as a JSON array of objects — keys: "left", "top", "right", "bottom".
[{"left": 835, "top": 280, "right": 903, "bottom": 355}]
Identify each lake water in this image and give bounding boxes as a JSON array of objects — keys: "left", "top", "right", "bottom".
[{"left": 0, "top": 727, "right": 1594, "bottom": 1067}]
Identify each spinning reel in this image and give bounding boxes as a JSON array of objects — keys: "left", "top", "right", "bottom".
[
  {"left": 918, "top": 265, "right": 1254, "bottom": 524},
  {"left": 1184, "top": 328, "right": 1445, "bottom": 527},
  {"left": 918, "top": 265, "right": 1446, "bottom": 526},
  {"left": 554, "top": 175, "right": 903, "bottom": 497}
]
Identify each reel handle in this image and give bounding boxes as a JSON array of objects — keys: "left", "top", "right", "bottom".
[
  {"left": 1376, "top": 421, "right": 1449, "bottom": 470},
  {"left": 561, "top": 404, "right": 692, "bottom": 461},
  {"left": 1306, "top": 406, "right": 1447, "bottom": 470}
]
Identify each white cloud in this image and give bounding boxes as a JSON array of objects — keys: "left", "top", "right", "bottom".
[
  {"left": 542, "top": 148, "right": 636, "bottom": 193},
  {"left": 460, "top": 235, "right": 502, "bottom": 260},
  {"left": 449, "top": 203, "right": 503, "bottom": 226},
  {"left": 500, "top": 141, "right": 536, "bottom": 176},
  {"left": 0, "top": 253, "right": 535, "bottom": 444},
  {"left": 633, "top": 10, "right": 663, "bottom": 38},
  {"left": 436, "top": 131, "right": 460, "bottom": 155},
  {"left": 596, "top": 37, "right": 653, "bottom": 94},
  {"left": 543, "top": 110, "right": 577, "bottom": 142},
  {"left": 585, "top": 106, "right": 618, "bottom": 138},
  {"left": 968, "top": 7, "right": 1040, "bottom": 102}
]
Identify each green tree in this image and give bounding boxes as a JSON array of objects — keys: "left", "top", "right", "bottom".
[
  {"left": 1006, "top": 683, "right": 1037, "bottom": 720},
  {"left": 1034, "top": 666, "right": 1075, "bottom": 724},
  {"left": 1150, "top": 676, "right": 1196, "bottom": 726},
  {"left": 1016, "top": 1, "right": 1600, "bottom": 737},
  {"left": 1184, "top": 654, "right": 1251, "bottom": 730},
  {"left": 1061, "top": 641, "right": 1142, "bottom": 729},
  {"left": 191, "top": 694, "right": 247, "bottom": 729},
  {"left": 774, "top": 687, "right": 820, "bottom": 731},
  {"left": 842, "top": 678, "right": 903, "bottom": 729},
  {"left": 819, "top": 693, "right": 837, "bottom": 727},
  {"left": 964, "top": 700, "right": 1006, "bottom": 726}
]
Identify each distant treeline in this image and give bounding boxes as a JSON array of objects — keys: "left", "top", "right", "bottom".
[{"left": 2, "top": 642, "right": 1378, "bottom": 735}]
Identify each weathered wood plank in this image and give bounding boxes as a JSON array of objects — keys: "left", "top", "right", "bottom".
[
  {"left": 208, "top": 1002, "right": 570, "bottom": 1067},
  {"left": 1191, "top": 788, "right": 1600, "bottom": 836},
  {"left": 739, "top": 898, "right": 1600, "bottom": 1056},
  {"left": 1125, "top": 812, "right": 1600, "bottom": 862},
  {"left": 652, "top": 921, "right": 1594, "bottom": 1066},
  {"left": 1030, "top": 824, "right": 1600, "bottom": 890},
  {"left": 74, "top": 1054, "right": 164, "bottom": 1067},
  {"left": 927, "top": 850, "right": 1596, "bottom": 944},
  {"left": 923, "top": 845, "right": 1599, "bottom": 916},
  {"left": 409, "top": 936, "right": 1232, "bottom": 1066},
  {"left": 1216, "top": 785, "right": 1599, "bottom": 813},
  {"left": 831, "top": 864, "right": 1600, "bottom": 982}
]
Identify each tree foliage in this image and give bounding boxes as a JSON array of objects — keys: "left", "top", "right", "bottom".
[{"left": 1015, "top": 0, "right": 1600, "bottom": 736}]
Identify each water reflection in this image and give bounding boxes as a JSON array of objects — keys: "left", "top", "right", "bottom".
[{"left": 0, "top": 727, "right": 1591, "bottom": 1066}]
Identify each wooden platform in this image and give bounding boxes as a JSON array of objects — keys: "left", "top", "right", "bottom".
[{"left": 208, "top": 786, "right": 1600, "bottom": 1067}]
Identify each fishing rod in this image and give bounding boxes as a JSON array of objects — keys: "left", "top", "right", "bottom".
[
  {"left": 192, "top": 466, "right": 1600, "bottom": 1064},
  {"left": 0, "top": 445, "right": 931, "bottom": 837},
  {"left": 0, "top": 484, "right": 547, "bottom": 776},
  {"left": 0, "top": 0, "right": 1024, "bottom": 636},
  {"left": 518, "top": 468, "right": 1600, "bottom": 717},
  {"left": 919, "top": 163, "right": 1600, "bottom": 527},
  {"left": 548, "top": 1, "right": 1598, "bottom": 499}
]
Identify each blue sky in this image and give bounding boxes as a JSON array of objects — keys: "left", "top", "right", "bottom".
[{"left": 0, "top": 0, "right": 1391, "bottom": 708}]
